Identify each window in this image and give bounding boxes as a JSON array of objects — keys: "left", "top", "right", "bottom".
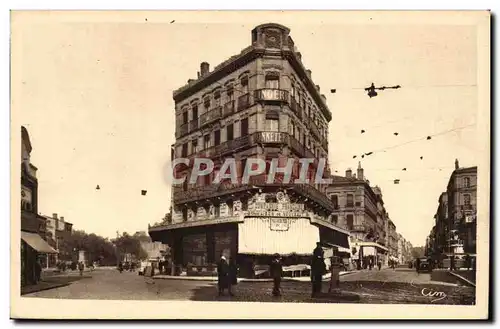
[
  {"left": 241, "top": 118, "right": 249, "bottom": 136},
  {"left": 192, "top": 139, "right": 198, "bottom": 154},
  {"left": 265, "top": 118, "right": 279, "bottom": 132},
  {"left": 346, "top": 214, "right": 354, "bottom": 230},
  {"left": 241, "top": 76, "right": 249, "bottom": 93},
  {"left": 330, "top": 195, "right": 339, "bottom": 208},
  {"left": 182, "top": 111, "right": 188, "bottom": 124},
  {"left": 214, "top": 129, "right": 221, "bottom": 146},
  {"left": 214, "top": 90, "right": 221, "bottom": 107},
  {"left": 355, "top": 201, "right": 361, "bottom": 207},
  {"left": 464, "top": 194, "right": 471, "bottom": 205},
  {"left": 226, "top": 85, "right": 234, "bottom": 101},
  {"left": 464, "top": 177, "right": 470, "bottom": 188},
  {"left": 346, "top": 194, "right": 354, "bottom": 207},
  {"left": 296, "top": 126, "right": 301, "bottom": 140},
  {"left": 332, "top": 215, "right": 338, "bottom": 224},
  {"left": 192, "top": 105, "right": 198, "bottom": 119},
  {"left": 182, "top": 208, "right": 188, "bottom": 222},
  {"left": 265, "top": 74, "right": 280, "bottom": 89},
  {"left": 227, "top": 201, "right": 234, "bottom": 216},
  {"left": 203, "top": 97, "right": 210, "bottom": 111},
  {"left": 227, "top": 124, "right": 234, "bottom": 141},
  {"left": 214, "top": 204, "right": 221, "bottom": 217},
  {"left": 204, "top": 134, "right": 211, "bottom": 149},
  {"left": 290, "top": 121, "right": 295, "bottom": 136},
  {"left": 291, "top": 84, "right": 296, "bottom": 98},
  {"left": 240, "top": 158, "right": 247, "bottom": 177},
  {"left": 181, "top": 143, "right": 188, "bottom": 157}
]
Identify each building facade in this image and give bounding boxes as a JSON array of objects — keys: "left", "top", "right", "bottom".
[
  {"left": 387, "top": 219, "right": 398, "bottom": 264},
  {"left": 326, "top": 163, "right": 389, "bottom": 269},
  {"left": 42, "top": 213, "right": 73, "bottom": 267},
  {"left": 149, "top": 23, "right": 350, "bottom": 277},
  {"left": 427, "top": 159, "right": 477, "bottom": 267},
  {"left": 20, "top": 126, "right": 57, "bottom": 286}
]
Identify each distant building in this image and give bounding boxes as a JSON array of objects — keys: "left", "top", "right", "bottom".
[
  {"left": 41, "top": 213, "right": 73, "bottom": 267},
  {"left": 140, "top": 241, "right": 169, "bottom": 260},
  {"left": 427, "top": 159, "right": 477, "bottom": 266},
  {"left": 20, "top": 126, "right": 57, "bottom": 286},
  {"left": 326, "top": 162, "right": 390, "bottom": 268}
]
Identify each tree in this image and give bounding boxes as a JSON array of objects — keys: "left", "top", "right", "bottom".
[
  {"left": 411, "top": 246, "right": 425, "bottom": 259},
  {"left": 58, "top": 229, "right": 117, "bottom": 266},
  {"left": 113, "top": 232, "right": 148, "bottom": 261}
]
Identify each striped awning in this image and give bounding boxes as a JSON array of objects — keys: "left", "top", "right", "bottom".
[{"left": 21, "top": 231, "right": 58, "bottom": 254}]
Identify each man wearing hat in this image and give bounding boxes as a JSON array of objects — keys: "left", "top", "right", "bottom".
[
  {"left": 311, "top": 242, "right": 326, "bottom": 297},
  {"left": 270, "top": 253, "right": 283, "bottom": 297}
]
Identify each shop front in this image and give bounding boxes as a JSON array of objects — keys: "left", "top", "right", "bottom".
[
  {"left": 351, "top": 241, "right": 388, "bottom": 270},
  {"left": 20, "top": 231, "right": 58, "bottom": 286}
]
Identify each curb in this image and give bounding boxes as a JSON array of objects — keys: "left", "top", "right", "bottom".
[{"left": 448, "top": 271, "right": 476, "bottom": 287}]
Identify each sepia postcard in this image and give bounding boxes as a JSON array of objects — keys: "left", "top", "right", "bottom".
[{"left": 10, "top": 10, "right": 490, "bottom": 320}]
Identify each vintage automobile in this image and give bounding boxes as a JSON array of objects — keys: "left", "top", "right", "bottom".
[{"left": 416, "top": 258, "right": 432, "bottom": 273}]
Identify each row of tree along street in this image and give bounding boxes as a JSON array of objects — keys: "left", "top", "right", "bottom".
[{"left": 57, "top": 230, "right": 151, "bottom": 268}]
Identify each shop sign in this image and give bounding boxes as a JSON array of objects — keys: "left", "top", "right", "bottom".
[
  {"left": 256, "top": 89, "right": 288, "bottom": 102},
  {"left": 164, "top": 216, "right": 243, "bottom": 230},
  {"left": 269, "top": 218, "right": 294, "bottom": 231}
]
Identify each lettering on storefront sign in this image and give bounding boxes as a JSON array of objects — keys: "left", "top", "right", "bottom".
[
  {"left": 164, "top": 216, "right": 243, "bottom": 230},
  {"left": 259, "top": 132, "right": 285, "bottom": 143},
  {"left": 258, "top": 89, "right": 288, "bottom": 101},
  {"left": 246, "top": 210, "right": 307, "bottom": 218},
  {"left": 269, "top": 218, "right": 294, "bottom": 231}
]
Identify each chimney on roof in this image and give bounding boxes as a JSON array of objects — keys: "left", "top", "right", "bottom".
[
  {"left": 200, "top": 62, "right": 210, "bottom": 77},
  {"left": 357, "top": 161, "right": 364, "bottom": 180},
  {"left": 345, "top": 168, "right": 352, "bottom": 178},
  {"left": 321, "top": 94, "right": 327, "bottom": 104},
  {"left": 316, "top": 85, "right": 320, "bottom": 92},
  {"left": 187, "top": 79, "right": 195, "bottom": 84},
  {"left": 60, "top": 216, "right": 64, "bottom": 222},
  {"left": 306, "top": 70, "right": 312, "bottom": 79},
  {"left": 455, "top": 158, "right": 459, "bottom": 170},
  {"left": 353, "top": 173, "right": 356, "bottom": 179},
  {"left": 296, "top": 52, "right": 302, "bottom": 61},
  {"left": 53, "top": 213, "right": 58, "bottom": 219},
  {"left": 197, "top": 71, "right": 200, "bottom": 79}
]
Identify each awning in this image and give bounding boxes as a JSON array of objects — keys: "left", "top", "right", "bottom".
[
  {"left": 324, "top": 243, "right": 351, "bottom": 254},
  {"left": 21, "top": 231, "right": 58, "bottom": 254}
]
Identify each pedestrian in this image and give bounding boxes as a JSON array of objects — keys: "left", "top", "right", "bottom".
[
  {"left": 377, "top": 260, "right": 382, "bottom": 271},
  {"left": 78, "top": 261, "right": 84, "bottom": 276},
  {"left": 311, "top": 242, "right": 326, "bottom": 297},
  {"left": 118, "top": 261, "right": 123, "bottom": 273},
  {"left": 35, "top": 259, "right": 42, "bottom": 283},
  {"left": 228, "top": 258, "right": 238, "bottom": 295},
  {"left": 217, "top": 256, "right": 231, "bottom": 296},
  {"left": 270, "top": 253, "right": 283, "bottom": 297}
]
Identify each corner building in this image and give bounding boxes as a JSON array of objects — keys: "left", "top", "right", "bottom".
[{"left": 149, "top": 23, "right": 350, "bottom": 277}]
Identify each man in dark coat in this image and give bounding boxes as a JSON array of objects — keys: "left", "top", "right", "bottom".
[
  {"left": 270, "top": 253, "right": 283, "bottom": 296},
  {"left": 217, "top": 256, "right": 231, "bottom": 296},
  {"left": 311, "top": 242, "right": 326, "bottom": 297},
  {"left": 35, "top": 259, "right": 42, "bottom": 283}
]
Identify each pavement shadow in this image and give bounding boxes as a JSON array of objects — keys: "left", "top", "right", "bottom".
[{"left": 188, "top": 282, "right": 361, "bottom": 304}]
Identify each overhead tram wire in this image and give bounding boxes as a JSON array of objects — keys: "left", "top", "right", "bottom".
[{"left": 329, "top": 123, "right": 476, "bottom": 167}]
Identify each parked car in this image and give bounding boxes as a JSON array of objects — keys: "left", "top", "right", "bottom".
[{"left": 417, "top": 258, "right": 432, "bottom": 273}]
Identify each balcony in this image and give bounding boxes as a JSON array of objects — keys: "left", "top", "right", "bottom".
[
  {"left": 307, "top": 117, "right": 321, "bottom": 140},
  {"left": 254, "top": 89, "right": 289, "bottom": 104},
  {"left": 213, "top": 134, "right": 252, "bottom": 156},
  {"left": 199, "top": 106, "right": 222, "bottom": 127},
  {"left": 351, "top": 225, "right": 366, "bottom": 232}
]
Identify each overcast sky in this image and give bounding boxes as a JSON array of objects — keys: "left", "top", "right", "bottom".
[{"left": 12, "top": 12, "right": 482, "bottom": 246}]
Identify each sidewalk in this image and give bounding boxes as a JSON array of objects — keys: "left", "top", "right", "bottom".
[
  {"left": 21, "top": 275, "right": 91, "bottom": 295},
  {"left": 449, "top": 270, "right": 476, "bottom": 287},
  {"left": 153, "top": 271, "right": 356, "bottom": 282}
]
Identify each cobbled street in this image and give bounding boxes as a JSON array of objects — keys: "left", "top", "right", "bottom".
[{"left": 25, "top": 268, "right": 475, "bottom": 305}]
